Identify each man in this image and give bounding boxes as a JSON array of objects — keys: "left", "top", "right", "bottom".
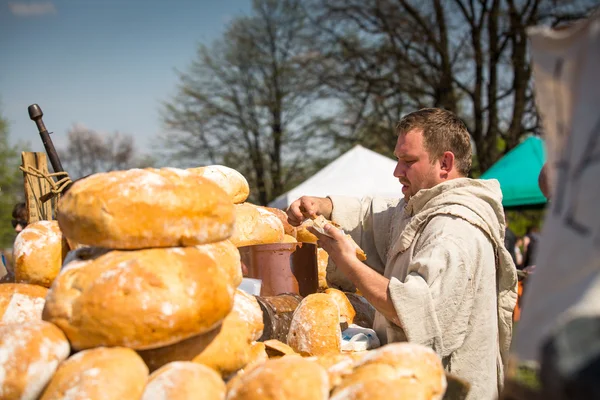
[{"left": 287, "top": 108, "right": 517, "bottom": 399}]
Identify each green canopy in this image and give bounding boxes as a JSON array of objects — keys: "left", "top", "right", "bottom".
[{"left": 480, "top": 136, "right": 547, "bottom": 208}]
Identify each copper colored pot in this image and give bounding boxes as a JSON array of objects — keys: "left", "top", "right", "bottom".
[{"left": 239, "top": 242, "right": 318, "bottom": 297}]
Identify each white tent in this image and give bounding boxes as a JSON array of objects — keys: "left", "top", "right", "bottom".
[{"left": 269, "top": 145, "right": 403, "bottom": 209}]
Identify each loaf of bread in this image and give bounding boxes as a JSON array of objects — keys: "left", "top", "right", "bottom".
[
  {"left": 0, "top": 320, "right": 70, "bottom": 400},
  {"left": 57, "top": 168, "right": 235, "bottom": 249},
  {"left": 137, "top": 325, "right": 221, "bottom": 373},
  {"left": 264, "top": 339, "right": 298, "bottom": 358},
  {"left": 188, "top": 165, "right": 250, "bottom": 204},
  {"left": 296, "top": 220, "right": 318, "bottom": 244},
  {"left": 226, "top": 356, "right": 329, "bottom": 400},
  {"left": 309, "top": 353, "right": 356, "bottom": 389},
  {"left": 40, "top": 347, "right": 148, "bottom": 400},
  {"left": 317, "top": 248, "right": 329, "bottom": 291},
  {"left": 331, "top": 377, "right": 431, "bottom": 400},
  {"left": 43, "top": 246, "right": 236, "bottom": 350},
  {"left": 324, "top": 288, "right": 356, "bottom": 325},
  {"left": 262, "top": 207, "right": 296, "bottom": 237},
  {"left": 193, "top": 290, "right": 264, "bottom": 378},
  {"left": 13, "top": 220, "right": 68, "bottom": 288},
  {"left": 331, "top": 343, "right": 447, "bottom": 400},
  {"left": 0, "top": 283, "right": 48, "bottom": 325},
  {"left": 247, "top": 341, "right": 268, "bottom": 367},
  {"left": 229, "top": 203, "right": 285, "bottom": 247},
  {"left": 141, "top": 361, "right": 226, "bottom": 400},
  {"left": 281, "top": 234, "right": 297, "bottom": 243},
  {"left": 196, "top": 239, "right": 243, "bottom": 287},
  {"left": 287, "top": 293, "right": 342, "bottom": 356},
  {"left": 312, "top": 216, "right": 367, "bottom": 261}
]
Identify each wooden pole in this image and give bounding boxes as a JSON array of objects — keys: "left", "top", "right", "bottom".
[{"left": 21, "top": 152, "right": 53, "bottom": 223}]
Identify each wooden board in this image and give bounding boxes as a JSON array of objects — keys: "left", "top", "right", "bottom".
[{"left": 22, "top": 152, "right": 53, "bottom": 223}]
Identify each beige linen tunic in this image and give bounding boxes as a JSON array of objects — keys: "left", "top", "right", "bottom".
[{"left": 328, "top": 178, "right": 517, "bottom": 400}]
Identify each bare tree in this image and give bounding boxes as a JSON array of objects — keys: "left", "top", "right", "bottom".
[
  {"left": 305, "top": 0, "right": 598, "bottom": 172},
  {"left": 60, "top": 124, "right": 154, "bottom": 179},
  {"left": 162, "top": 0, "right": 336, "bottom": 205}
]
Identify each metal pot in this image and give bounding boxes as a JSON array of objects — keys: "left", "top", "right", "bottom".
[{"left": 238, "top": 242, "right": 318, "bottom": 297}]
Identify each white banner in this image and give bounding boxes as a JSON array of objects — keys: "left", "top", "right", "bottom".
[{"left": 515, "top": 13, "right": 600, "bottom": 361}]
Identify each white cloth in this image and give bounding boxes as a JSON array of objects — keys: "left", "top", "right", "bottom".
[
  {"left": 514, "top": 12, "right": 600, "bottom": 362},
  {"left": 328, "top": 178, "right": 518, "bottom": 400}
]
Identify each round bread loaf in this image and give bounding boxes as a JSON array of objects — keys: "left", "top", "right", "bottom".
[
  {"left": 40, "top": 347, "right": 148, "bottom": 400},
  {"left": 317, "top": 248, "right": 329, "bottom": 291},
  {"left": 42, "top": 246, "right": 236, "bottom": 350},
  {"left": 333, "top": 343, "right": 447, "bottom": 400},
  {"left": 57, "top": 168, "right": 235, "bottom": 249},
  {"left": 310, "top": 353, "right": 356, "bottom": 389},
  {"left": 196, "top": 240, "right": 243, "bottom": 286},
  {"left": 188, "top": 165, "right": 250, "bottom": 204},
  {"left": 324, "top": 288, "right": 356, "bottom": 325},
  {"left": 226, "top": 356, "right": 329, "bottom": 400},
  {"left": 193, "top": 290, "right": 264, "bottom": 378},
  {"left": 13, "top": 220, "right": 68, "bottom": 288},
  {"left": 281, "top": 234, "right": 297, "bottom": 243},
  {"left": 137, "top": 325, "right": 221, "bottom": 373},
  {"left": 296, "top": 220, "right": 318, "bottom": 244},
  {"left": 330, "top": 377, "right": 430, "bottom": 400},
  {"left": 262, "top": 207, "right": 296, "bottom": 237},
  {"left": 0, "top": 320, "right": 70, "bottom": 400},
  {"left": 0, "top": 283, "right": 48, "bottom": 325},
  {"left": 141, "top": 362, "right": 226, "bottom": 400},
  {"left": 287, "top": 293, "right": 341, "bottom": 356},
  {"left": 230, "top": 203, "right": 285, "bottom": 247}
]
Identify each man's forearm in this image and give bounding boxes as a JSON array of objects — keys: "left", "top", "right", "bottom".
[{"left": 335, "top": 258, "right": 401, "bottom": 326}]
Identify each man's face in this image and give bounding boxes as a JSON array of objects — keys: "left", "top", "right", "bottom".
[{"left": 393, "top": 129, "right": 443, "bottom": 200}]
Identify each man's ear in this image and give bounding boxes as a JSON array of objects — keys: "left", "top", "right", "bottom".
[{"left": 440, "top": 152, "right": 455, "bottom": 176}]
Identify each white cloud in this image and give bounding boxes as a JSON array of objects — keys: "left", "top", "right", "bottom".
[{"left": 8, "top": 2, "right": 57, "bottom": 17}]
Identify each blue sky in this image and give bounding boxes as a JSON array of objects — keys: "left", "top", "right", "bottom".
[{"left": 0, "top": 0, "right": 252, "bottom": 155}]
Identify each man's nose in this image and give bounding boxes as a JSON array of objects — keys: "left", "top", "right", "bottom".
[{"left": 393, "top": 162, "right": 405, "bottom": 178}]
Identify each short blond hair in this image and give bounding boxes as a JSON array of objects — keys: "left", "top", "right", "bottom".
[{"left": 396, "top": 108, "right": 472, "bottom": 176}]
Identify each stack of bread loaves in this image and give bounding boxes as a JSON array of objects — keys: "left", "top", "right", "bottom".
[{"left": 28, "top": 167, "right": 245, "bottom": 398}]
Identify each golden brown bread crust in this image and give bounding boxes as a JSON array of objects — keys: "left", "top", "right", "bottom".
[
  {"left": 42, "top": 247, "right": 236, "bottom": 350},
  {"left": 324, "top": 288, "right": 356, "bottom": 325},
  {"left": 195, "top": 240, "right": 243, "bottom": 287},
  {"left": 330, "top": 377, "right": 431, "bottom": 400},
  {"left": 193, "top": 290, "right": 265, "bottom": 378},
  {"left": 13, "top": 221, "right": 68, "bottom": 288},
  {"left": 0, "top": 283, "right": 48, "bottom": 325},
  {"left": 226, "top": 356, "right": 330, "bottom": 400},
  {"left": 40, "top": 347, "right": 148, "bottom": 400},
  {"left": 287, "top": 293, "right": 341, "bottom": 356},
  {"left": 295, "top": 220, "right": 318, "bottom": 244},
  {"left": 333, "top": 343, "right": 447, "bottom": 400},
  {"left": 262, "top": 207, "right": 297, "bottom": 237},
  {"left": 309, "top": 353, "right": 356, "bottom": 389},
  {"left": 0, "top": 320, "right": 71, "bottom": 400},
  {"left": 188, "top": 165, "right": 250, "bottom": 204},
  {"left": 264, "top": 339, "right": 298, "bottom": 358},
  {"left": 317, "top": 248, "right": 329, "bottom": 291},
  {"left": 141, "top": 361, "right": 226, "bottom": 400},
  {"left": 57, "top": 168, "right": 235, "bottom": 249},
  {"left": 229, "top": 203, "right": 285, "bottom": 247},
  {"left": 137, "top": 325, "right": 221, "bottom": 373}
]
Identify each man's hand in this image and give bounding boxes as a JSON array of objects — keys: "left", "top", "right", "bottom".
[
  {"left": 286, "top": 196, "right": 333, "bottom": 227},
  {"left": 308, "top": 223, "right": 356, "bottom": 266}
]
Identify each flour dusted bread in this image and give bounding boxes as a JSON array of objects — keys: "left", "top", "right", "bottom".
[
  {"left": 230, "top": 203, "right": 285, "bottom": 247},
  {"left": 0, "top": 320, "right": 70, "bottom": 400},
  {"left": 287, "top": 293, "right": 341, "bottom": 356},
  {"left": 13, "top": 220, "right": 68, "bottom": 287},
  {"left": 141, "top": 362, "right": 226, "bottom": 400},
  {"left": 226, "top": 356, "right": 329, "bottom": 400},
  {"left": 330, "top": 378, "right": 431, "bottom": 400},
  {"left": 0, "top": 283, "right": 48, "bottom": 325},
  {"left": 332, "top": 343, "right": 447, "bottom": 400},
  {"left": 324, "top": 288, "right": 356, "bottom": 325},
  {"left": 40, "top": 347, "right": 148, "bottom": 400},
  {"left": 196, "top": 240, "right": 243, "bottom": 286},
  {"left": 188, "top": 165, "right": 250, "bottom": 204},
  {"left": 262, "top": 207, "right": 296, "bottom": 237},
  {"left": 43, "top": 246, "right": 236, "bottom": 350},
  {"left": 310, "top": 353, "right": 356, "bottom": 389},
  {"left": 193, "top": 290, "right": 264, "bottom": 378},
  {"left": 57, "top": 168, "right": 235, "bottom": 249}
]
